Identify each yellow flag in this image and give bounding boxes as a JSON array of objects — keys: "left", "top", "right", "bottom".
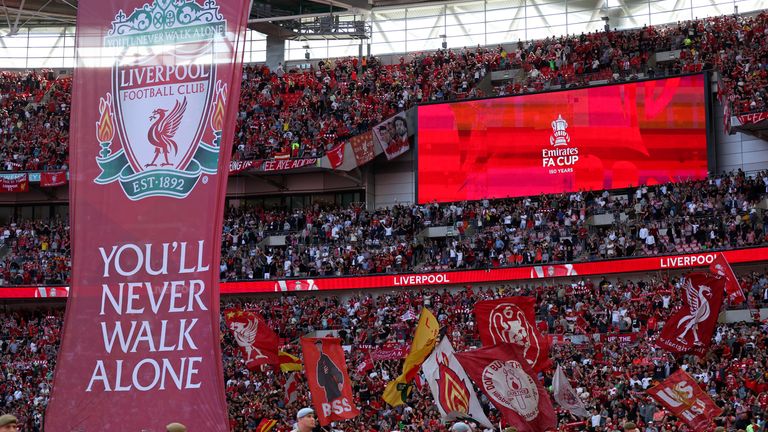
[
  {"left": 383, "top": 308, "right": 440, "bottom": 406},
  {"left": 278, "top": 351, "right": 303, "bottom": 372}
]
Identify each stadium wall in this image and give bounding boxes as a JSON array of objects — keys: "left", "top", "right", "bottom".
[
  {"left": 372, "top": 149, "right": 416, "bottom": 209},
  {"left": 226, "top": 171, "right": 365, "bottom": 196},
  {"left": 714, "top": 101, "right": 768, "bottom": 173}
]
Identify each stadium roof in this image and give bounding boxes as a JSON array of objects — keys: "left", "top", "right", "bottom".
[{"left": 0, "top": 0, "right": 446, "bottom": 32}]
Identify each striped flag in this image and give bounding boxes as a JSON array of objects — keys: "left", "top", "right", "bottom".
[
  {"left": 255, "top": 418, "right": 277, "bottom": 432},
  {"left": 400, "top": 309, "right": 418, "bottom": 321},
  {"left": 279, "top": 350, "right": 303, "bottom": 372}
]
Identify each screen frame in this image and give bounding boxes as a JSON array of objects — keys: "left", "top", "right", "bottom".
[{"left": 414, "top": 72, "right": 712, "bottom": 204}]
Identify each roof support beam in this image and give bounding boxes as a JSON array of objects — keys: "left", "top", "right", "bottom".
[
  {"left": 1, "top": 0, "right": 12, "bottom": 32},
  {"left": 11, "top": 0, "right": 24, "bottom": 33},
  {"left": 19, "top": 0, "right": 53, "bottom": 30}
]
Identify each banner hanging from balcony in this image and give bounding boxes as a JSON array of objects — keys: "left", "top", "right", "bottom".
[
  {"left": 0, "top": 173, "right": 29, "bottom": 192},
  {"left": 40, "top": 171, "right": 68, "bottom": 187},
  {"left": 350, "top": 130, "right": 376, "bottom": 166},
  {"left": 374, "top": 112, "right": 413, "bottom": 160},
  {"left": 262, "top": 157, "right": 318, "bottom": 171},
  {"left": 45, "top": 0, "right": 250, "bottom": 430}
]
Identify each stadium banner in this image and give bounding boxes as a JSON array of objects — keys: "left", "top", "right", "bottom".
[
  {"left": 455, "top": 343, "right": 557, "bottom": 432},
  {"left": 7, "top": 246, "right": 768, "bottom": 299},
  {"left": 300, "top": 337, "right": 360, "bottom": 426},
  {"left": 647, "top": 369, "right": 722, "bottom": 431},
  {"left": 373, "top": 112, "right": 414, "bottom": 160},
  {"left": 417, "top": 75, "right": 708, "bottom": 203},
  {"left": 229, "top": 159, "right": 263, "bottom": 174},
  {"left": 548, "top": 331, "right": 642, "bottom": 346},
  {"left": 736, "top": 111, "right": 768, "bottom": 126},
  {"left": 40, "top": 171, "right": 69, "bottom": 187},
  {"left": 0, "top": 173, "right": 29, "bottom": 192},
  {"left": 350, "top": 130, "right": 376, "bottom": 166},
  {"left": 474, "top": 296, "right": 550, "bottom": 371},
  {"left": 370, "top": 342, "right": 409, "bottom": 361},
  {"left": 358, "top": 341, "right": 410, "bottom": 361},
  {"left": 222, "top": 247, "right": 768, "bottom": 293},
  {"left": 656, "top": 273, "right": 725, "bottom": 357},
  {"left": 45, "top": 0, "right": 250, "bottom": 430},
  {"left": 262, "top": 157, "right": 318, "bottom": 171},
  {"left": 224, "top": 308, "right": 280, "bottom": 369}
]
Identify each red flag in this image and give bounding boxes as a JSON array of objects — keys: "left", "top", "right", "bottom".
[
  {"left": 349, "top": 130, "right": 375, "bottom": 166},
  {"left": 656, "top": 273, "right": 725, "bottom": 357},
  {"left": 454, "top": 344, "right": 556, "bottom": 432},
  {"left": 356, "top": 351, "right": 374, "bottom": 375},
  {"left": 647, "top": 369, "right": 722, "bottom": 431},
  {"left": 224, "top": 309, "right": 280, "bottom": 369},
  {"left": 326, "top": 143, "right": 345, "bottom": 169},
  {"left": 255, "top": 418, "right": 277, "bottom": 432},
  {"left": 574, "top": 316, "right": 589, "bottom": 334},
  {"left": 301, "top": 337, "right": 360, "bottom": 425},
  {"left": 40, "top": 171, "right": 68, "bottom": 187},
  {"left": 709, "top": 252, "right": 746, "bottom": 305},
  {"left": 474, "top": 297, "right": 550, "bottom": 370}
]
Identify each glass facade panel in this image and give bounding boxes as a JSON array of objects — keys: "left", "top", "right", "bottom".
[{"left": 0, "top": 0, "right": 764, "bottom": 67}]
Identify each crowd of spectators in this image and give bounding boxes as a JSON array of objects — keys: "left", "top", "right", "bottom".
[
  {"left": 2, "top": 13, "right": 767, "bottom": 170},
  {"left": 0, "top": 219, "right": 70, "bottom": 286},
  {"left": 0, "top": 72, "right": 70, "bottom": 172},
  {"left": 492, "top": 12, "right": 768, "bottom": 116},
  {"left": 219, "top": 170, "right": 768, "bottom": 281},
  {"left": 2, "top": 272, "right": 767, "bottom": 431},
  {"left": 0, "top": 309, "right": 61, "bottom": 432},
  {"left": 233, "top": 50, "right": 491, "bottom": 161},
  {"left": 0, "top": 170, "right": 766, "bottom": 286}
]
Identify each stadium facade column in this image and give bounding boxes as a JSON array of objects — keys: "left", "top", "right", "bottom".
[{"left": 266, "top": 35, "right": 286, "bottom": 71}]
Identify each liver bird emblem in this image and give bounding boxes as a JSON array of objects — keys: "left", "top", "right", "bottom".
[
  {"left": 676, "top": 278, "right": 711, "bottom": 345},
  {"left": 146, "top": 96, "right": 187, "bottom": 167},
  {"left": 229, "top": 318, "right": 265, "bottom": 362}
]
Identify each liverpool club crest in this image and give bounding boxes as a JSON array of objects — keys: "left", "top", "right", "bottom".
[{"left": 94, "top": 0, "right": 228, "bottom": 200}]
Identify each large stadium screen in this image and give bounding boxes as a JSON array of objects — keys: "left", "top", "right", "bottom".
[{"left": 416, "top": 74, "right": 708, "bottom": 203}]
